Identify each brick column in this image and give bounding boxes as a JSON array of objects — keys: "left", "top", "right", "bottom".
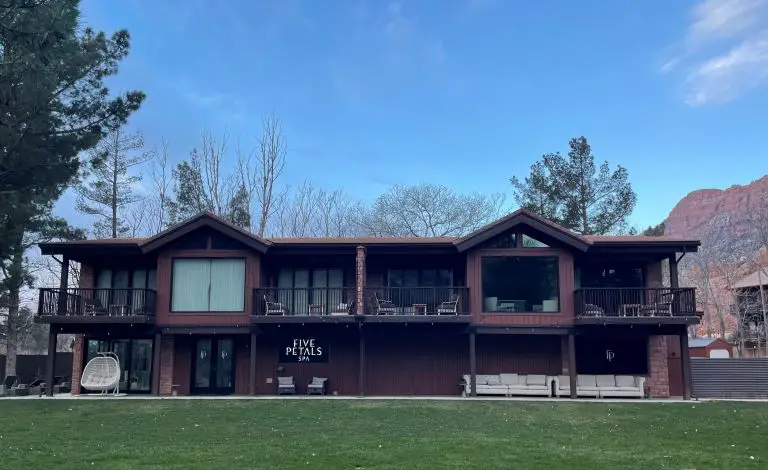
[
  {"left": 646, "top": 335, "right": 670, "bottom": 398},
  {"left": 159, "top": 335, "right": 175, "bottom": 395},
  {"left": 355, "top": 245, "right": 366, "bottom": 315},
  {"left": 71, "top": 335, "right": 84, "bottom": 395}
]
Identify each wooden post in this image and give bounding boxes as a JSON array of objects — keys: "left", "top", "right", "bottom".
[
  {"left": 57, "top": 255, "right": 69, "bottom": 314},
  {"left": 249, "top": 332, "right": 257, "bottom": 395},
  {"left": 151, "top": 332, "right": 162, "bottom": 395},
  {"left": 680, "top": 329, "right": 692, "bottom": 400},
  {"left": 469, "top": 328, "right": 476, "bottom": 397},
  {"left": 670, "top": 255, "right": 680, "bottom": 314},
  {"left": 568, "top": 332, "right": 577, "bottom": 399},
  {"left": 358, "top": 324, "right": 365, "bottom": 396},
  {"left": 45, "top": 328, "right": 57, "bottom": 396}
]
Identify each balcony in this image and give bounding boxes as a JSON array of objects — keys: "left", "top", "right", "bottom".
[
  {"left": 574, "top": 287, "right": 698, "bottom": 324},
  {"left": 36, "top": 288, "right": 156, "bottom": 324},
  {"left": 253, "top": 287, "right": 357, "bottom": 322},
  {"left": 362, "top": 286, "right": 470, "bottom": 321}
]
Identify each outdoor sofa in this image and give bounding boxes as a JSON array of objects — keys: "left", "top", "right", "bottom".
[
  {"left": 553, "top": 374, "right": 645, "bottom": 398},
  {"left": 461, "top": 373, "right": 553, "bottom": 397}
]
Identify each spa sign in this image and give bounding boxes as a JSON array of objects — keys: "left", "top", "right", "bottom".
[{"left": 279, "top": 338, "right": 328, "bottom": 363}]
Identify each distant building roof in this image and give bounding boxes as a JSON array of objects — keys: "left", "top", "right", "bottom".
[
  {"left": 689, "top": 338, "right": 717, "bottom": 348},
  {"left": 733, "top": 268, "right": 768, "bottom": 289}
]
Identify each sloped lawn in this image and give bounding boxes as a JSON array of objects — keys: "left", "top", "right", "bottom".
[{"left": 0, "top": 399, "right": 765, "bottom": 469}]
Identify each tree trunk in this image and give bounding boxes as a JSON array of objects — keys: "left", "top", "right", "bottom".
[{"left": 4, "top": 239, "right": 25, "bottom": 379}]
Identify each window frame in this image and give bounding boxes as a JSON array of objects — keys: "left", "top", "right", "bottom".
[{"left": 170, "top": 257, "right": 247, "bottom": 313}]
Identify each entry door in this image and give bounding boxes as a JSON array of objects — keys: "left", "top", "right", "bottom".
[{"left": 192, "top": 338, "right": 235, "bottom": 395}]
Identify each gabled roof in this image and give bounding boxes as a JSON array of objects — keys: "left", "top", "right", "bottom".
[
  {"left": 140, "top": 213, "right": 271, "bottom": 254},
  {"left": 733, "top": 268, "right": 768, "bottom": 289},
  {"left": 453, "top": 209, "right": 591, "bottom": 252},
  {"left": 689, "top": 338, "right": 717, "bottom": 348}
]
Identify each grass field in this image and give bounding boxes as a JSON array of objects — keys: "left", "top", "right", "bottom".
[{"left": 1, "top": 399, "right": 766, "bottom": 469}]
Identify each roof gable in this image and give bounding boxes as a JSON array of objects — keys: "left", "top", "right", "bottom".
[
  {"left": 140, "top": 213, "right": 271, "bottom": 254},
  {"left": 453, "top": 209, "right": 590, "bottom": 252}
]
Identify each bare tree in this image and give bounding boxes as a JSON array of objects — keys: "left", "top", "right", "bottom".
[
  {"left": 147, "top": 138, "right": 173, "bottom": 233},
  {"left": 269, "top": 181, "right": 360, "bottom": 237},
  {"left": 354, "top": 183, "right": 506, "bottom": 237},
  {"left": 236, "top": 114, "right": 287, "bottom": 235}
]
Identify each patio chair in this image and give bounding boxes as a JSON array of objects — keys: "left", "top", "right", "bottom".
[
  {"left": 639, "top": 291, "right": 674, "bottom": 316},
  {"left": 437, "top": 295, "right": 460, "bottom": 315},
  {"left": 277, "top": 376, "right": 295, "bottom": 395},
  {"left": 83, "top": 297, "right": 107, "bottom": 315},
  {"left": 583, "top": 303, "right": 604, "bottom": 316},
  {"left": 81, "top": 352, "right": 121, "bottom": 395},
  {"left": 264, "top": 295, "right": 286, "bottom": 315},
  {"left": 307, "top": 377, "right": 328, "bottom": 395},
  {"left": 375, "top": 293, "right": 397, "bottom": 315}
]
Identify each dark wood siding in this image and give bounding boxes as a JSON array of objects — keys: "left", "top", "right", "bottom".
[
  {"left": 173, "top": 336, "right": 193, "bottom": 395},
  {"left": 235, "top": 336, "right": 250, "bottom": 394},
  {"left": 467, "top": 248, "right": 575, "bottom": 326},
  {"left": 254, "top": 325, "right": 360, "bottom": 395},
  {"left": 476, "top": 335, "right": 562, "bottom": 375},
  {"left": 155, "top": 249, "right": 260, "bottom": 326},
  {"left": 364, "top": 325, "right": 468, "bottom": 396}
]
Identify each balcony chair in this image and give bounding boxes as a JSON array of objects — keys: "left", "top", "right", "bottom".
[
  {"left": 375, "top": 293, "right": 397, "bottom": 315},
  {"left": 639, "top": 291, "right": 674, "bottom": 316},
  {"left": 83, "top": 297, "right": 107, "bottom": 316},
  {"left": 264, "top": 295, "right": 286, "bottom": 315},
  {"left": 277, "top": 376, "right": 295, "bottom": 395},
  {"left": 437, "top": 295, "right": 460, "bottom": 315},
  {"left": 583, "top": 303, "right": 604, "bottom": 316},
  {"left": 307, "top": 377, "right": 328, "bottom": 395}
]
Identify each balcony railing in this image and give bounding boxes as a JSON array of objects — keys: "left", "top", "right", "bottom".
[
  {"left": 253, "top": 287, "right": 356, "bottom": 316},
  {"left": 574, "top": 287, "right": 697, "bottom": 318},
  {"left": 37, "top": 288, "right": 157, "bottom": 317},
  {"left": 363, "top": 287, "right": 470, "bottom": 316}
]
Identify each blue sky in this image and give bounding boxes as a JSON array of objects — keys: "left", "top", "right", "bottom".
[{"left": 67, "top": 0, "right": 768, "bottom": 231}]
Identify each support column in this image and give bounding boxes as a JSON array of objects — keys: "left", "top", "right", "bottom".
[
  {"left": 159, "top": 335, "right": 175, "bottom": 395},
  {"left": 646, "top": 335, "right": 670, "bottom": 398},
  {"left": 469, "top": 328, "right": 476, "bottom": 397},
  {"left": 355, "top": 246, "right": 366, "bottom": 315},
  {"left": 670, "top": 255, "right": 680, "bottom": 314},
  {"left": 568, "top": 332, "right": 577, "bottom": 399},
  {"left": 249, "top": 332, "right": 257, "bottom": 395},
  {"left": 358, "top": 324, "right": 365, "bottom": 396},
  {"left": 151, "top": 332, "right": 162, "bottom": 395},
  {"left": 45, "top": 328, "right": 57, "bottom": 396},
  {"left": 680, "top": 330, "right": 692, "bottom": 400},
  {"left": 71, "top": 335, "right": 84, "bottom": 395},
  {"left": 57, "top": 255, "right": 69, "bottom": 314}
]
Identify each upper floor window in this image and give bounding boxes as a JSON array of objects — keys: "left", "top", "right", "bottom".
[
  {"left": 387, "top": 269, "right": 453, "bottom": 287},
  {"left": 522, "top": 233, "right": 548, "bottom": 248},
  {"left": 481, "top": 256, "right": 559, "bottom": 313},
  {"left": 172, "top": 258, "right": 245, "bottom": 312},
  {"left": 481, "top": 232, "right": 517, "bottom": 249}
]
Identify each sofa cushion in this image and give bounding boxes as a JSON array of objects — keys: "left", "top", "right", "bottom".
[
  {"left": 578, "top": 375, "right": 597, "bottom": 387},
  {"left": 512, "top": 385, "right": 548, "bottom": 391},
  {"left": 527, "top": 374, "right": 547, "bottom": 386},
  {"left": 557, "top": 375, "right": 570, "bottom": 388},
  {"left": 598, "top": 386, "right": 620, "bottom": 391},
  {"left": 615, "top": 375, "right": 636, "bottom": 387},
  {"left": 499, "top": 373, "right": 518, "bottom": 386},
  {"left": 596, "top": 375, "right": 616, "bottom": 388},
  {"left": 578, "top": 386, "right": 600, "bottom": 391},
  {"left": 618, "top": 386, "right": 641, "bottom": 392},
  {"left": 486, "top": 375, "right": 501, "bottom": 385},
  {"left": 475, "top": 375, "right": 490, "bottom": 385}
]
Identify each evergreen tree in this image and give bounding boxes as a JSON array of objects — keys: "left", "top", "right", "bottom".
[
  {"left": 76, "top": 128, "right": 152, "bottom": 238},
  {"left": 511, "top": 137, "right": 636, "bottom": 235}
]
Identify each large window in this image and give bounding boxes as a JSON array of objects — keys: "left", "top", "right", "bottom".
[
  {"left": 172, "top": 258, "right": 245, "bottom": 312},
  {"left": 387, "top": 269, "right": 453, "bottom": 287},
  {"left": 276, "top": 268, "right": 344, "bottom": 314},
  {"left": 481, "top": 256, "right": 559, "bottom": 312}
]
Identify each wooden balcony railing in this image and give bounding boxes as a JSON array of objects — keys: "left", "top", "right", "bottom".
[
  {"left": 363, "top": 286, "right": 470, "bottom": 316},
  {"left": 253, "top": 287, "right": 356, "bottom": 316},
  {"left": 574, "top": 287, "right": 697, "bottom": 318},
  {"left": 37, "top": 288, "right": 157, "bottom": 317}
]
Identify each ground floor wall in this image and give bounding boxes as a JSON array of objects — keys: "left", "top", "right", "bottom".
[{"left": 65, "top": 326, "right": 688, "bottom": 398}]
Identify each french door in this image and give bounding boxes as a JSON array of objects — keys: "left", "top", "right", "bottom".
[{"left": 192, "top": 338, "right": 235, "bottom": 395}]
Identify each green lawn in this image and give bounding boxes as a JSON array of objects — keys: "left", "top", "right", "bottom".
[{"left": 0, "top": 399, "right": 766, "bottom": 469}]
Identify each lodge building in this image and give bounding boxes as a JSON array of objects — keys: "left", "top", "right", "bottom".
[{"left": 36, "top": 210, "right": 701, "bottom": 398}]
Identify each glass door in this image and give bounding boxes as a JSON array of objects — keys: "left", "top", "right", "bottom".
[
  {"left": 130, "top": 339, "right": 153, "bottom": 392},
  {"left": 192, "top": 338, "right": 235, "bottom": 395},
  {"left": 110, "top": 340, "right": 130, "bottom": 392}
]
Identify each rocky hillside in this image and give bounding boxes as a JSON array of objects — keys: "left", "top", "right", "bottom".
[
  {"left": 664, "top": 176, "right": 768, "bottom": 340},
  {"left": 665, "top": 175, "right": 768, "bottom": 242}
]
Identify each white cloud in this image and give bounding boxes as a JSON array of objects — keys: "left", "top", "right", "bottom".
[{"left": 662, "top": 0, "right": 768, "bottom": 105}]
